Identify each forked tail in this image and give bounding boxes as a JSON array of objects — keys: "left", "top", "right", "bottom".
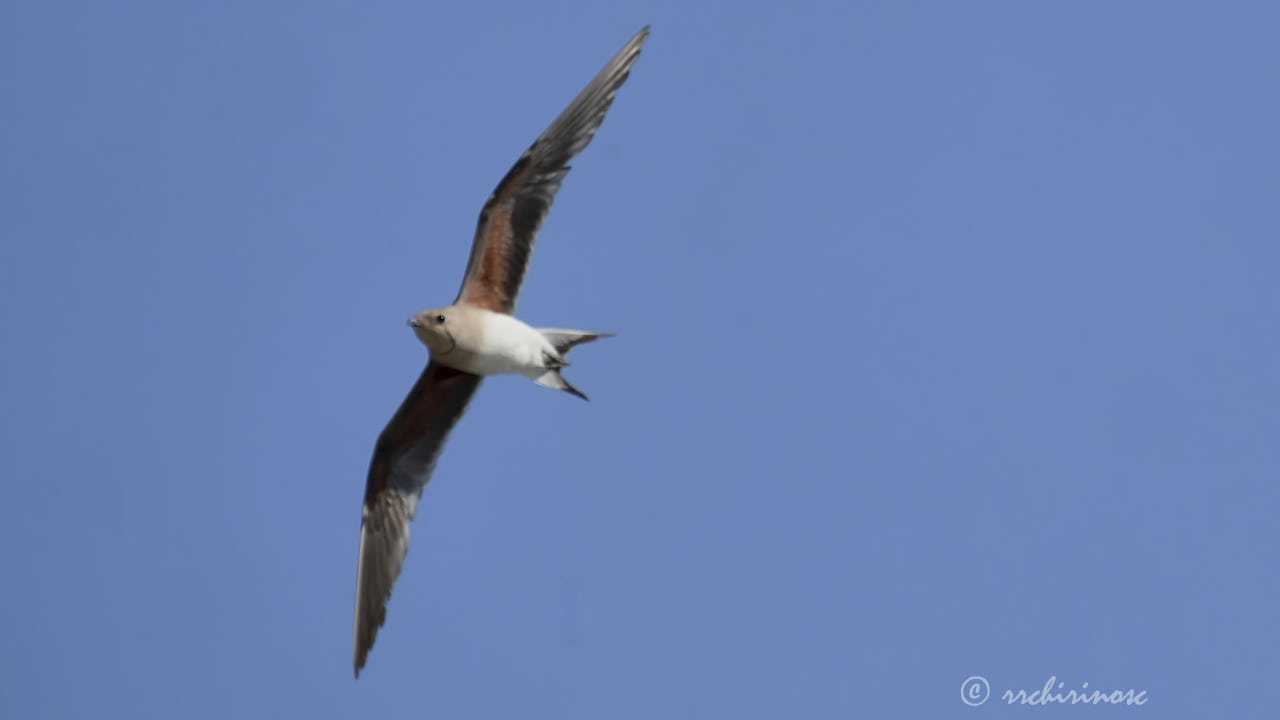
[{"left": 530, "top": 329, "right": 616, "bottom": 400}]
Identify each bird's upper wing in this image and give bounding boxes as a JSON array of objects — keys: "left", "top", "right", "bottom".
[
  {"left": 353, "top": 362, "right": 483, "bottom": 676},
  {"left": 454, "top": 25, "right": 649, "bottom": 314}
]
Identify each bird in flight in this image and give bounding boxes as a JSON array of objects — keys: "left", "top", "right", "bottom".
[{"left": 352, "top": 26, "right": 649, "bottom": 677}]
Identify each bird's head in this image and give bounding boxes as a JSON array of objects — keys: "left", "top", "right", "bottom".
[{"left": 408, "top": 308, "right": 456, "bottom": 355}]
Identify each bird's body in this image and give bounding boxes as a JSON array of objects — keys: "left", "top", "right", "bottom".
[
  {"left": 457, "top": 311, "right": 549, "bottom": 376},
  {"left": 409, "top": 305, "right": 610, "bottom": 394},
  {"left": 351, "top": 26, "right": 649, "bottom": 676},
  {"left": 412, "top": 305, "right": 546, "bottom": 375}
]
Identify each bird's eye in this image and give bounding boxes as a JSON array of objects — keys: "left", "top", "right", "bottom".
[{"left": 435, "top": 315, "right": 446, "bottom": 324}]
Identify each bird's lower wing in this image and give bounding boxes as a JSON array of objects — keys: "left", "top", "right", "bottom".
[{"left": 354, "top": 362, "right": 483, "bottom": 676}]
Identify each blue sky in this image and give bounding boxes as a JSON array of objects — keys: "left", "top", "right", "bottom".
[{"left": 2, "top": 1, "right": 1277, "bottom": 717}]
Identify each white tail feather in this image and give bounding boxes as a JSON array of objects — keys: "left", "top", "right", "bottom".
[
  {"left": 530, "top": 369, "right": 589, "bottom": 400},
  {"left": 538, "top": 329, "right": 616, "bottom": 357}
]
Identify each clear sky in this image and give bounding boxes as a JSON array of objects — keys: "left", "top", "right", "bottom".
[{"left": 2, "top": 1, "right": 1277, "bottom": 717}]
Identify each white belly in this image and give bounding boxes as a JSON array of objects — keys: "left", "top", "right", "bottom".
[{"left": 449, "top": 311, "right": 548, "bottom": 376}]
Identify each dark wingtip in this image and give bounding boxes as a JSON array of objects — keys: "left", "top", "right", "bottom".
[{"left": 354, "top": 636, "right": 369, "bottom": 678}]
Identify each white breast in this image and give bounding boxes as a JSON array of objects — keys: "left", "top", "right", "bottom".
[{"left": 463, "top": 312, "right": 548, "bottom": 376}]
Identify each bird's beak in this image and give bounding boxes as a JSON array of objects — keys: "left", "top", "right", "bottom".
[{"left": 407, "top": 318, "right": 422, "bottom": 328}]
